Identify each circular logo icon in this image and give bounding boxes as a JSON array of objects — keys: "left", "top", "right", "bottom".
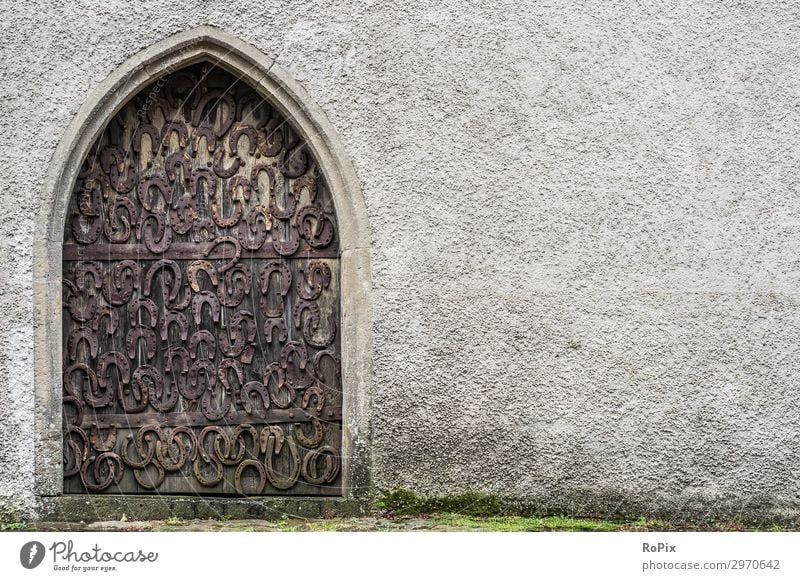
[{"left": 20, "top": 541, "right": 45, "bottom": 569}]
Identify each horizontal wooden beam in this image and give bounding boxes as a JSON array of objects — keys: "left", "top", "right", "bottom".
[
  {"left": 79, "top": 405, "right": 342, "bottom": 429},
  {"left": 63, "top": 243, "right": 340, "bottom": 261}
]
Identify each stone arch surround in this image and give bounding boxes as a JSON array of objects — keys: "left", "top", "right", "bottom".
[{"left": 32, "top": 25, "right": 373, "bottom": 519}]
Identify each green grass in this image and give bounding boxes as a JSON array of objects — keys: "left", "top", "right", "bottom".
[
  {"left": 432, "top": 514, "right": 617, "bottom": 531},
  {"left": 429, "top": 514, "right": 671, "bottom": 532},
  {"left": 267, "top": 515, "right": 630, "bottom": 532},
  {"left": 1, "top": 516, "right": 796, "bottom": 532},
  {"left": 0, "top": 522, "right": 26, "bottom": 531},
  {"left": 250, "top": 514, "right": 757, "bottom": 532}
]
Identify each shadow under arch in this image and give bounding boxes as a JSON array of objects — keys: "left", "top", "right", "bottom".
[{"left": 33, "top": 25, "right": 373, "bottom": 518}]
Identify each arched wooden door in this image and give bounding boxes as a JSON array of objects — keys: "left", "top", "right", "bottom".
[{"left": 62, "top": 62, "right": 342, "bottom": 496}]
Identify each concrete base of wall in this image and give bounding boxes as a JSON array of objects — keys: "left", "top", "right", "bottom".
[
  {"left": 30, "top": 489, "right": 800, "bottom": 526},
  {"left": 500, "top": 491, "right": 800, "bottom": 527},
  {"left": 36, "top": 495, "right": 370, "bottom": 522}
]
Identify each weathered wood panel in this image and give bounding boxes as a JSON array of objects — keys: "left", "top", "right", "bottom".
[{"left": 62, "top": 62, "right": 342, "bottom": 496}]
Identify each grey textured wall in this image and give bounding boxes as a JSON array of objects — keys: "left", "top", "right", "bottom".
[{"left": 2, "top": 1, "right": 800, "bottom": 520}]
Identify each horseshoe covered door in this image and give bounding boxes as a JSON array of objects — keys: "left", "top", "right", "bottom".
[{"left": 62, "top": 63, "right": 342, "bottom": 495}]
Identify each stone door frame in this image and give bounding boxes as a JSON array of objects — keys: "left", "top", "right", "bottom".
[{"left": 33, "top": 25, "right": 373, "bottom": 518}]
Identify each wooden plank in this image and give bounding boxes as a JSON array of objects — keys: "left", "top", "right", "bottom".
[
  {"left": 63, "top": 242, "right": 339, "bottom": 261},
  {"left": 80, "top": 407, "right": 342, "bottom": 428},
  {"left": 61, "top": 63, "right": 344, "bottom": 497}
]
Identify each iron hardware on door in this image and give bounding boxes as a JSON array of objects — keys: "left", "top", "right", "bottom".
[{"left": 62, "top": 63, "right": 342, "bottom": 496}]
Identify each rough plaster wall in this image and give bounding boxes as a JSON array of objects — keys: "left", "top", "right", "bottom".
[{"left": 2, "top": 0, "right": 800, "bottom": 519}]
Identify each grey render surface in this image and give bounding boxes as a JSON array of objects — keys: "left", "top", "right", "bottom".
[{"left": 2, "top": 1, "right": 800, "bottom": 521}]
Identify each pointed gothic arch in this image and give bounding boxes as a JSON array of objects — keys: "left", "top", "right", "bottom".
[{"left": 33, "top": 26, "right": 372, "bottom": 515}]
